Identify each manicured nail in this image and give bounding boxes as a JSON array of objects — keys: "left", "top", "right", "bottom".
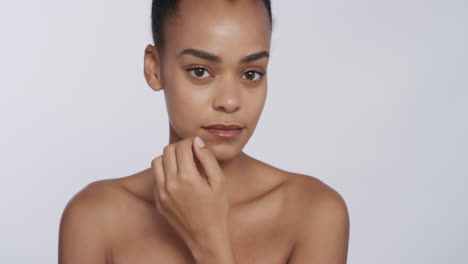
[{"left": 194, "top": 136, "right": 205, "bottom": 148}]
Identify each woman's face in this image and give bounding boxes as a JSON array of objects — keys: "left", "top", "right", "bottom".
[{"left": 146, "top": 0, "right": 271, "bottom": 161}]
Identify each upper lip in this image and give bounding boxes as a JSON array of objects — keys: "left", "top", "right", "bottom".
[{"left": 203, "top": 123, "right": 244, "bottom": 130}]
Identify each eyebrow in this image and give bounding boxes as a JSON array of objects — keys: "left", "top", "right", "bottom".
[{"left": 178, "top": 48, "right": 269, "bottom": 63}]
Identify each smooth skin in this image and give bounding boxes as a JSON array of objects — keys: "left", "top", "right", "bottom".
[{"left": 58, "top": 0, "right": 349, "bottom": 263}]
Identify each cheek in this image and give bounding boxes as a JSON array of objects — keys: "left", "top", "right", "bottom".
[
  {"left": 244, "top": 86, "right": 267, "bottom": 117},
  {"left": 164, "top": 84, "right": 207, "bottom": 136},
  {"left": 163, "top": 72, "right": 190, "bottom": 112},
  {"left": 246, "top": 89, "right": 267, "bottom": 134}
]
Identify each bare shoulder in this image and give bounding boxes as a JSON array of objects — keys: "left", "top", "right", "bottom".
[
  {"left": 59, "top": 179, "right": 129, "bottom": 263},
  {"left": 251, "top": 159, "right": 348, "bottom": 214},
  {"left": 255, "top": 161, "right": 349, "bottom": 223},
  {"left": 284, "top": 172, "right": 349, "bottom": 229},
  {"left": 283, "top": 172, "right": 350, "bottom": 263},
  {"left": 60, "top": 178, "right": 126, "bottom": 222},
  {"left": 287, "top": 173, "right": 348, "bottom": 212},
  {"left": 253, "top": 158, "right": 346, "bottom": 208},
  {"left": 59, "top": 178, "right": 138, "bottom": 236}
]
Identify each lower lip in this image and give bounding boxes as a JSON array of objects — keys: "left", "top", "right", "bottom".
[{"left": 203, "top": 128, "right": 243, "bottom": 139}]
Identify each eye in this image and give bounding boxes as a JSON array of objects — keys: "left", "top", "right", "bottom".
[
  {"left": 187, "top": 67, "right": 212, "bottom": 79},
  {"left": 242, "top": 70, "right": 264, "bottom": 81}
]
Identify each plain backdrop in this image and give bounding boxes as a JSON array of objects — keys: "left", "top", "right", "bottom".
[{"left": 1, "top": 0, "right": 467, "bottom": 263}]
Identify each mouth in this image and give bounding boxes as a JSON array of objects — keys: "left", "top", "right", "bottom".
[{"left": 202, "top": 124, "right": 244, "bottom": 139}]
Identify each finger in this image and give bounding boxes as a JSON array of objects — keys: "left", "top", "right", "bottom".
[
  {"left": 175, "top": 137, "right": 199, "bottom": 181},
  {"left": 162, "top": 144, "right": 178, "bottom": 188},
  {"left": 151, "top": 156, "right": 166, "bottom": 198},
  {"left": 192, "top": 136, "right": 224, "bottom": 187}
]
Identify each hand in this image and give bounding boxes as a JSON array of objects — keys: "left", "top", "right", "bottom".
[{"left": 150, "top": 136, "right": 231, "bottom": 254}]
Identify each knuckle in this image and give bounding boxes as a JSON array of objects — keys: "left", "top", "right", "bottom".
[
  {"left": 174, "top": 141, "right": 182, "bottom": 152},
  {"left": 164, "top": 144, "right": 175, "bottom": 153},
  {"left": 166, "top": 181, "right": 177, "bottom": 193},
  {"left": 159, "top": 191, "right": 169, "bottom": 202},
  {"left": 179, "top": 174, "right": 195, "bottom": 184},
  {"left": 163, "top": 145, "right": 170, "bottom": 155},
  {"left": 151, "top": 156, "right": 161, "bottom": 167}
]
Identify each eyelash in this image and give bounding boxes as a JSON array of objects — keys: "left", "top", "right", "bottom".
[{"left": 186, "top": 66, "right": 265, "bottom": 81}]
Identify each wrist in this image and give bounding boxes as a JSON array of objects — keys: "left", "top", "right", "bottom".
[
  {"left": 189, "top": 228, "right": 236, "bottom": 264},
  {"left": 191, "top": 243, "right": 236, "bottom": 264}
]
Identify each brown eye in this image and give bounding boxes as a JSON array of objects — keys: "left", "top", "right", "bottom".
[
  {"left": 242, "top": 71, "right": 264, "bottom": 81},
  {"left": 187, "top": 67, "right": 211, "bottom": 79}
]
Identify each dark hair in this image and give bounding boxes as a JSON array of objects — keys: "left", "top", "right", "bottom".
[{"left": 151, "top": 0, "right": 273, "bottom": 48}]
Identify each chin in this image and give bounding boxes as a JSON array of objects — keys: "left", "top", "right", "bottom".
[{"left": 207, "top": 144, "right": 244, "bottom": 162}]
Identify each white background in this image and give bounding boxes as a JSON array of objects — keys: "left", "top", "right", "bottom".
[{"left": 1, "top": 0, "right": 467, "bottom": 263}]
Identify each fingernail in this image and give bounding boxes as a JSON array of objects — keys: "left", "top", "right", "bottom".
[{"left": 194, "top": 136, "right": 205, "bottom": 148}]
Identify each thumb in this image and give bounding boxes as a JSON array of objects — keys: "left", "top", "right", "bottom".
[{"left": 192, "top": 136, "right": 223, "bottom": 188}]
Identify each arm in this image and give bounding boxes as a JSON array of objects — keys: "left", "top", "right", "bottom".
[
  {"left": 288, "top": 188, "right": 350, "bottom": 264},
  {"left": 58, "top": 182, "right": 112, "bottom": 264}
]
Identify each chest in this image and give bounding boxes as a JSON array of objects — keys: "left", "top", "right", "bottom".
[
  {"left": 110, "top": 197, "right": 295, "bottom": 264},
  {"left": 111, "top": 226, "right": 293, "bottom": 264}
]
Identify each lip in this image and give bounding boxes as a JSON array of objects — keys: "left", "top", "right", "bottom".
[
  {"left": 202, "top": 123, "right": 243, "bottom": 130},
  {"left": 202, "top": 123, "right": 244, "bottom": 139}
]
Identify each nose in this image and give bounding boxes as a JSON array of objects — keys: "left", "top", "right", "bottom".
[{"left": 213, "top": 81, "right": 240, "bottom": 113}]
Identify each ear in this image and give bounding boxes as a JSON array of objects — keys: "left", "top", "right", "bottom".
[{"left": 144, "top": 44, "right": 163, "bottom": 92}]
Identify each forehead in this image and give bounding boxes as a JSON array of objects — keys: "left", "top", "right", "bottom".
[{"left": 161, "top": 0, "right": 271, "bottom": 61}]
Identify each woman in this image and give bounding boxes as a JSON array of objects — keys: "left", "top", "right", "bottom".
[{"left": 58, "top": 0, "right": 350, "bottom": 263}]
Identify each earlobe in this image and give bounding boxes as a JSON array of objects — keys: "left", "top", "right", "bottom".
[{"left": 144, "top": 44, "right": 163, "bottom": 92}]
